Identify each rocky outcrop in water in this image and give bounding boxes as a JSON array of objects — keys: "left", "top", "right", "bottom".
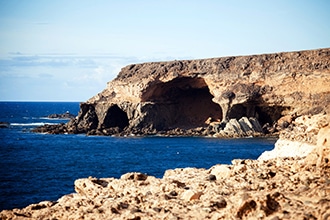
[
  {"left": 47, "top": 111, "right": 76, "bottom": 119},
  {"left": 33, "top": 48, "right": 330, "bottom": 137}
]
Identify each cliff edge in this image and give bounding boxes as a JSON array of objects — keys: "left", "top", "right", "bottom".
[{"left": 34, "top": 48, "right": 330, "bottom": 137}]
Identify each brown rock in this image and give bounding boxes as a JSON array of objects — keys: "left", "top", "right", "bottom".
[{"left": 33, "top": 48, "right": 330, "bottom": 137}]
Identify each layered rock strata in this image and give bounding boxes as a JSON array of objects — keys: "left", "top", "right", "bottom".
[
  {"left": 33, "top": 48, "right": 330, "bottom": 137},
  {"left": 2, "top": 123, "right": 329, "bottom": 219}
]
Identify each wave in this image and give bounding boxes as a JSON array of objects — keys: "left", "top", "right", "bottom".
[
  {"left": 39, "top": 117, "right": 70, "bottom": 120},
  {"left": 22, "top": 117, "right": 69, "bottom": 120},
  {"left": 10, "top": 122, "right": 58, "bottom": 127}
]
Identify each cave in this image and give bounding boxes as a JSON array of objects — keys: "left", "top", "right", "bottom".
[
  {"left": 141, "top": 77, "right": 223, "bottom": 130},
  {"left": 227, "top": 103, "right": 291, "bottom": 126},
  {"left": 102, "top": 105, "right": 129, "bottom": 129}
]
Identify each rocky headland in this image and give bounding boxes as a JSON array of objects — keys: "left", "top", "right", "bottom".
[
  {"left": 47, "top": 111, "right": 76, "bottom": 119},
  {"left": 33, "top": 48, "right": 330, "bottom": 137},
  {"left": 3, "top": 48, "right": 330, "bottom": 219}
]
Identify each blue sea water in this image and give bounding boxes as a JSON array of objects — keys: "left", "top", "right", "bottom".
[{"left": 0, "top": 102, "right": 276, "bottom": 211}]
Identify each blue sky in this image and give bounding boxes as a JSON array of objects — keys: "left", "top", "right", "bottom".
[{"left": 0, "top": 0, "right": 329, "bottom": 101}]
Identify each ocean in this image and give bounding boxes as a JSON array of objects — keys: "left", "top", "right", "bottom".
[{"left": 0, "top": 102, "right": 276, "bottom": 210}]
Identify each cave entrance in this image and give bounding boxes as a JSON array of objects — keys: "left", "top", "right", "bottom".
[
  {"left": 227, "top": 103, "right": 291, "bottom": 126},
  {"left": 103, "top": 105, "right": 129, "bottom": 130},
  {"left": 142, "top": 77, "right": 222, "bottom": 130}
]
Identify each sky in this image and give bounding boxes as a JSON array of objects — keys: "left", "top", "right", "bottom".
[{"left": 0, "top": 0, "right": 329, "bottom": 101}]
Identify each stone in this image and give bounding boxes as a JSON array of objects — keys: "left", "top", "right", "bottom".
[
  {"left": 236, "top": 200, "right": 257, "bottom": 219},
  {"left": 209, "top": 164, "right": 232, "bottom": 179},
  {"left": 259, "top": 114, "right": 330, "bottom": 160},
  {"left": 32, "top": 48, "right": 330, "bottom": 137},
  {"left": 2, "top": 48, "right": 330, "bottom": 219},
  {"left": 181, "top": 190, "right": 203, "bottom": 201}
]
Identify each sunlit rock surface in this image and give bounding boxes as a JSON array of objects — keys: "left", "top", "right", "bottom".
[
  {"left": 2, "top": 122, "right": 329, "bottom": 219},
  {"left": 33, "top": 48, "right": 330, "bottom": 137}
]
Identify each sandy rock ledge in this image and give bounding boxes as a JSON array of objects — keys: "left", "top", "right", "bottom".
[{"left": 1, "top": 121, "right": 330, "bottom": 219}]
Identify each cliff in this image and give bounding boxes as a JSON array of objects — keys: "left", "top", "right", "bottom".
[
  {"left": 3, "top": 48, "right": 330, "bottom": 219},
  {"left": 34, "top": 48, "right": 330, "bottom": 137}
]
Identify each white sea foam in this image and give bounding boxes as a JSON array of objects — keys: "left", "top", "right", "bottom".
[
  {"left": 39, "top": 117, "right": 69, "bottom": 120},
  {"left": 10, "top": 122, "right": 58, "bottom": 126}
]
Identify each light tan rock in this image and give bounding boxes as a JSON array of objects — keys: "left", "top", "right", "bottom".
[{"left": 209, "top": 164, "right": 232, "bottom": 179}]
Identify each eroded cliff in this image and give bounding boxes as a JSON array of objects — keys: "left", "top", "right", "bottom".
[{"left": 34, "top": 48, "right": 330, "bottom": 137}]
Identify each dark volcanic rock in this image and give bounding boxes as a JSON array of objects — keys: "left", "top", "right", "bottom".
[
  {"left": 47, "top": 111, "right": 76, "bottom": 119},
  {"left": 0, "top": 122, "right": 10, "bottom": 128}
]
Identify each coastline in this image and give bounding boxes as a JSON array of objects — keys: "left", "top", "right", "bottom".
[
  {"left": 2, "top": 49, "right": 329, "bottom": 219},
  {"left": 1, "top": 114, "right": 329, "bottom": 219}
]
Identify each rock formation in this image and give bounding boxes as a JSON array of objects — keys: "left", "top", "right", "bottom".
[
  {"left": 47, "top": 111, "right": 76, "bottom": 119},
  {"left": 33, "top": 48, "right": 330, "bottom": 137},
  {"left": 2, "top": 48, "right": 330, "bottom": 219},
  {"left": 0, "top": 122, "right": 10, "bottom": 128},
  {"left": 2, "top": 118, "right": 329, "bottom": 219}
]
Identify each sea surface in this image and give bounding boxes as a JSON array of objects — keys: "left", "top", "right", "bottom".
[{"left": 0, "top": 102, "right": 276, "bottom": 211}]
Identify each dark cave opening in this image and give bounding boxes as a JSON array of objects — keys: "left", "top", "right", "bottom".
[
  {"left": 102, "top": 105, "right": 129, "bottom": 130},
  {"left": 227, "top": 103, "right": 290, "bottom": 126},
  {"left": 142, "top": 77, "right": 223, "bottom": 130}
]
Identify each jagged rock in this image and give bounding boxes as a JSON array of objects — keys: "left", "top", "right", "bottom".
[
  {"left": 2, "top": 121, "right": 330, "bottom": 219},
  {"left": 33, "top": 48, "right": 330, "bottom": 136},
  {"left": 258, "top": 113, "right": 329, "bottom": 160}
]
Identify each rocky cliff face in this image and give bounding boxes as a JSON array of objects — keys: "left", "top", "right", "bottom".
[{"left": 34, "top": 48, "right": 330, "bottom": 137}]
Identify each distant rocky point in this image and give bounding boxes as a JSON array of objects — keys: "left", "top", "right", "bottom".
[
  {"left": 33, "top": 48, "right": 330, "bottom": 137},
  {"left": 0, "top": 122, "right": 9, "bottom": 128},
  {"left": 47, "top": 111, "right": 76, "bottom": 119}
]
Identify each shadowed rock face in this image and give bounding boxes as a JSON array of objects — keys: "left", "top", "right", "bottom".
[
  {"left": 140, "top": 77, "right": 223, "bottom": 130},
  {"left": 34, "top": 48, "right": 330, "bottom": 136},
  {"left": 102, "top": 105, "right": 129, "bottom": 130}
]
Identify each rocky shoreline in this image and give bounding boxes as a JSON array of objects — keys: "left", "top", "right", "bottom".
[
  {"left": 2, "top": 49, "right": 330, "bottom": 219},
  {"left": 1, "top": 114, "right": 329, "bottom": 219}
]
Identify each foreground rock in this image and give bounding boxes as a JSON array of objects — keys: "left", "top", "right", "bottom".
[
  {"left": 2, "top": 118, "right": 329, "bottom": 219},
  {"left": 259, "top": 113, "right": 329, "bottom": 160},
  {"left": 33, "top": 48, "right": 330, "bottom": 137}
]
